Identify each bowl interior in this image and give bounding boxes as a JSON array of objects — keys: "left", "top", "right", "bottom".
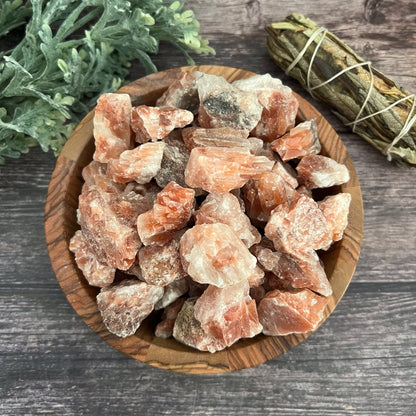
[{"left": 45, "top": 65, "right": 363, "bottom": 374}]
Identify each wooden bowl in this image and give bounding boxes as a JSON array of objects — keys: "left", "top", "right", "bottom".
[{"left": 45, "top": 65, "right": 363, "bottom": 374}]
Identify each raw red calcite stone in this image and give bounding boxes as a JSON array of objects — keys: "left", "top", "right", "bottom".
[
  {"left": 272, "top": 158, "right": 299, "bottom": 188},
  {"left": 196, "top": 73, "right": 263, "bottom": 131},
  {"left": 318, "top": 193, "right": 351, "bottom": 242},
  {"left": 138, "top": 237, "right": 187, "bottom": 286},
  {"left": 185, "top": 147, "right": 274, "bottom": 193},
  {"left": 271, "top": 119, "right": 321, "bottom": 161},
  {"left": 195, "top": 192, "right": 261, "bottom": 248},
  {"left": 78, "top": 184, "right": 141, "bottom": 270},
  {"left": 233, "top": 74, "right": 299, "bottom": 142},
  {"left": 265, "top": 194, "right": 332, "bottom": 253},
  {"left": 242, "top": 179, "right": 268, "bottom": 224},
  {"left": 137, "top": 181, "right": 195, "bottom": 246},
  {"left": 296, "top": 154, "right": 350, "bottom": 189},
  {"left": 194, "top": 281, "right": 263, "bottom": 347},
  {"left": 156, "top": 70, "right": 202, "bottom": 113},
  {"left": 253, "top": 244, "right": 332, "bottom": 296},
  {"left": 131, "top": 105, "right": 194, "bottom": 143},
  {"left": 93, "top": 93, "right": 132, "bottom": 163},
  {"left": 155, "top": 130, "right": 191, "bottom": 189},
  {"left": 180, "top": 223, "right": 258, "bottom": 288},
  {"left": 154, "top": 278, "right": 189, "bottom": 310},
  {"left": 97, "top": 279, "right": 164, "bottom": 337},
  {"left": 182, "top": 126, "right": 264, "bottom": 154},
  {"left": 69, "top": 230, "right": 115, "bottom": 287},
  {"left": 81, "top": 161, "right": 158, "bottom": 228},
  {"left": 173, "top": 298, "right": 227, "bottom": 353},
  {"left": 82, "top": 161, "right": 114, "bottom": 190},
  {"left": 155, "top": 297, "right": 186, "bottom": 339},
  {"left": 107, "top": 142, "right": 165, "bottom": 184},
  {"left": 242, "top": 166, "right": 298, "bottom": 224},
  {"left": 258, "top": 288, "right": 328, "bottom": 336},
  {"left": 257, "top": 170, "right": 299, "bottom": 217}
]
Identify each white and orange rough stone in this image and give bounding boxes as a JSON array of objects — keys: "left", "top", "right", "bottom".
[
  {"left": 253, "top": 244, "right": 332, "bottom": 297},
  {"left": 181, "top": 126, "right": 264, "bottom": 154},
  {"left": 180, "top": 223, "right": 258, "bottom": 288},
  {"left": 78, "top": 184, "right": 141, "bottom": 270},
  {"left": 173, "top": 298, "right": 227, "bottom": 353},
  {"left": 318, "top": 193, "right": 351, "bottom": 242},
  {"left": 107, "top": 142, "right": 165, "bottom": 184},
  {"left": 296, "top": 154, "right": 350, "bottom": 189},
  {"left": 194, "top": 281, "right": 263, "bottom": 347},
  {"left": 256, "top": 170, "right": 299, "bottom": 217},
  {"left": 97, "top": 279, "right": 164, "bottom": 337},
  {"left": 195, "top": 192, "right": 261, "bottom": 248},
  {"left": 93, "top": 93, "right": 132, "bottom": 163},
  {"left": 196, "top": 73, "right": 262, "bottom": 131},
  {"left": 265, "top": 194, "right": 332, "bottom": 253},
  {"left": 185, "top": 147, "right": 274, "bottom": 193},
  {"left": 137, "top": 181, "right": 195, "bottom": 246},
  {"left": 271, "top": 119, "right": 321, "bottom": 161},
  {"left": 69, "top": 230, "right": 115, "bottom": 288},
  {"left": 233, "top": 74, "right": 298, "bottom": 142},
  {"left": 138, "top": 237, "right": 187, "bottom": 286},
  {"left": 257, "top": 288, "right": 328, "bottom": 336},
  {"left": 131, "top": 105, "right": 194, "bottom": 143}
]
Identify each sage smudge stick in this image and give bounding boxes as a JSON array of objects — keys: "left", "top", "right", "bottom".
[{"left": 266, "top": 13, "right": 416, "bottom": 166}]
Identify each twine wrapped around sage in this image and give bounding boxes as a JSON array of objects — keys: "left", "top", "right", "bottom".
[{"left": 266, "top": 13, "right": 416, "bottom": 166}]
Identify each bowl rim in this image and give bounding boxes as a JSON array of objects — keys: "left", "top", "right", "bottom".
[{"left": 44, "top": 65, "right": 364, "bottom": 374}]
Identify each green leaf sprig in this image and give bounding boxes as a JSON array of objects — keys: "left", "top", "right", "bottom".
[{"left": 0, "top": 0, "right": 215, "bottom": 163}]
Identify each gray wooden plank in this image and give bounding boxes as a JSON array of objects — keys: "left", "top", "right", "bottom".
[{"left": 0, "top": 283, "right": 415, "bottom": 415}]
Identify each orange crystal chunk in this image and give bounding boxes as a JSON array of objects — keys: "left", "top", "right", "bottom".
[
  {"left": 257, "top": 170, "right": 299, "bottom": 217},
  {"left": 296, "top": 154, "right": 350, "bottom": 189},
  {"left": 253, "top": 244, "right": 332, "bottom": 296},
  {"left": 265, "top": 194, "right": 332, "bottom": 252},
  {"left": 195, "top": 192, "right": 261, "bottom": 248},
  {"left": 138, "top": 237, "right": 187, "bottom": 286},
  {"left": 69, "top": 230, "right": 115, "bottom": 288},
  {"left": 258, "top": 288, "right": 328, "bottom": 336},
  {"left": 173, "top": 298, "right": 227, "bottom": 353},
  {"left": 97, "top": 279, "right": 164, "bottom": 338},
  {"left": 318, "top": 193, "right": 351, "bottom": 242},
  {"left": 196, "top": 73, "right": 263, "bottom": 131},
  {"left": 271, "top": 119, "right": 321, "bottom": 161},
  {"left": 180, "top": 223, "right": 258, "bottom": 288},
  {"left": 185, "top": 146, "right": 274, "bottom": 193},
  {"left": 233, "top": 74, "right": 298, "bottom": 142},
  {"left": 78, "top": 185, "right": 141, "bottom": 270},
  {"left": 181, "top": 126, "right": 264, "bottom": 154},
  {"left": 136, "top": 181, "right": 195, "bottom": 246},
  {"left": 194, "top": 281, "right": 262, "bottom": 347},
  {"left": 131, "top": 105, "right": 193, "bottom": 143},
  {"left": 93, "top": 93, "right": 132, "bottom": 163},
  {"left": 107, "top": 142, "right": 165, "bottom": 184}
]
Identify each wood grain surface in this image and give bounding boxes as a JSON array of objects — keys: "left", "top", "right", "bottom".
[{"left": 1, "top": 0, "right": 415, "bottom": 414}]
